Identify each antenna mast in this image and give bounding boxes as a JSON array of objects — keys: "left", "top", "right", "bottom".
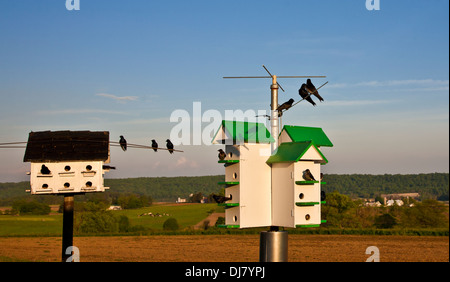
[{"left": 224, "top": 65, "right": 326, "bottom": 152}]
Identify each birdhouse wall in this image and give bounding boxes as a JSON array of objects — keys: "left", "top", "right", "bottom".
[
  {"left": 295, "top": 205, "right": 321, "bottom": 226},
  {"left": 271, "top": 161, "right": 322, "bottom": 228},
  {"left": 29, "top": 161, "right": 106, "bottom": 195},
  {"left": 278, "top": 130, "right": 292, "bottom": 144},
  {"left": 223, "top": 143, "right": 272, "bottom": 228},
  {"left": 294, "top": 161, "right": 322, "bottom": 227},
  {"left": 271, "top": 162, "right": 295, "bottom": 228}
]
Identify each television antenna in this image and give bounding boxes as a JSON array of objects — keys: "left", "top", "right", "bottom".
[{"left": 224, "top": 65, "right": 326, "bottom": 152}]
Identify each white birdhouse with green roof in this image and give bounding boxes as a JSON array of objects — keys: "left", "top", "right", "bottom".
[
  {"left": 267, "top": 141, "right": 328, "bottom": 228},
  {"left": 213, "top": 120, "right": 333, "bottom": 229},
  {"left": 212, "top": 120, "right": 274, "bottom": 228}
]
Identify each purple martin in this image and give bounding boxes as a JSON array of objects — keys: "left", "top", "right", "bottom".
[
  {"left": 151, "top": 139, "right": 158, "bottom": 152},
  {"left": 306, "top": 79, "right": 324, "bottom": 102},
  {"left": 277, "top": 98, "right": 295, "bottom": 116},
  {"left": 303, "top": 169, "right": 316, "bottom": 181},
  {"left": 299, "top": 83, "right": 316, "bottom": 106},
  {"left": 218, "top": 149, "right": 226, "bottom": 160},
  {"left": 212, "top": 194, "right": 232, "bottom": 204},
  {"left": 166, "top": 139, "right": 174, "bottom": 154},
  {"left": 119, "top": 135, "right": 127, "bottom": 151}
]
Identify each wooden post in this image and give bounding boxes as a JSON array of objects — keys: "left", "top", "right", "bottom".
[{"left": 62, "top": 194, "right": 74, "bottom": 262}]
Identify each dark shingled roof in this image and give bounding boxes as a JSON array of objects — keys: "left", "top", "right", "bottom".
[{"left": 23, "top": 131, "right": 109, "bottom": 162}]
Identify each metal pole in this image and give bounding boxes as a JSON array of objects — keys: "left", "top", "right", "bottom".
[
  {"left": 270, "top": 75, "right": 279, "bottom": 153},
  {"left": 62, "top": 194, "right": 74, "bottom": 262},
  {"left": 259, "top": 228, "right": 288, "bottom": 262}
]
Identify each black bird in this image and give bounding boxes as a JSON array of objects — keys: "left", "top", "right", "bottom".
[
  {"left": 321, "top": 191, "right": 326, "bottom": 202},
  {"left": 303, "top": 169, "right": 316, "bottom": 181},
  {"left": 299, "top": 83, "right": 316, "bottom": 106},
  {"left": 151, "top": 139, "right": 158, "bottom": 152},
  {"left": 305, "top": 79, "right": 324, "bottom": 102},
  {"left": 212, "top": 194, "right": 232, "bottom": 204},
  {"left": 166, "top": 139, "right": 174, "bottom": 154},
  {"left": 102, "top": 165, "right": 116, "bottom": 170},
  {"left": 277, "top": 98, "right": 295, "bottom": 116},
  {"left": 218, "top": 149, "right": 226, "bottom": 160},
  {"left": 40, "top": 164, "right": 51, "bottom": 175},
  {"left": 119, "top": 135, "right": 127, "bottom": 151}
]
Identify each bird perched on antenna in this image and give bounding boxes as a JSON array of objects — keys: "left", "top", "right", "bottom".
[
  {"left": 305, "top": 79, "right": 324, "bottom": 102},
  {"left": 277, "top": 98, "right": 295, "bottom": 116},
  {"left": 166, "top": 139, "right": 174, "bottom": 154},
  {"left": 218, "top": 149, "right": 226, "bottom": 160},
  {"left": 303, "top": 169, "right": 316, "bottom": 181},
  {"left": 151, "top": 139, "right": 158, "bottom": 152},
  {"left": 119, "top": 136, "right": 127, "bottom": 151},
  {"left": 299, "top": 84, "right": 316, "bottom": 106}
]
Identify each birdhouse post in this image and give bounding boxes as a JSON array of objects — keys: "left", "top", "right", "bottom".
[
  {"left": 221, "top": 66, "right": 330, "bottom": 262},
  {"left": 23, "top": 130, "right": 112, "bottom": 262}
]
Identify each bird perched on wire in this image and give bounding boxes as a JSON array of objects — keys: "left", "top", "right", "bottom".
[
  {"left": 218, "top": 149, "right": 226, "bottom": 160},
  {"left": 119, "top": 136, "right": 127, "bottom": 151},
  {"left": 166, "top": 139, "right": 174, "bottom": 154},
  {"left": 305, "top": 79, "right": 324, "bottom": 102},
  {"left": 212, "top": 194, "right": 232, "bottom": 204},
  {"left": 303, "top": 169, "right": 316, "bottom": 181},
  {"left": 151, "top": 139, "right": 158, "bottom": 152},
  {"left": 277, "top": 98, "right": 295, "bottom": 116},
  {"left": 299, "top": 83, "right": 316, "bottom": 106},
  {"left": 40, "top": 164, "right": 51, "bottom": 175}
]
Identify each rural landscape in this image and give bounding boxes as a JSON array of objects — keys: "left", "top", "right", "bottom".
[
  {"left": 0, "top": 0, "right": 448, "bottom": 268},
  {"left": 0, "top": 173, "right": 448, "bottom": 262}
]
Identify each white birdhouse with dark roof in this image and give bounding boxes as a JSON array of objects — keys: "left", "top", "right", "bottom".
[
  {"left": 23, "top": 130, "right": 111, "bottom": 195},
  {"left": 212, "top": 120, "right": 274, "bottom": 228}
]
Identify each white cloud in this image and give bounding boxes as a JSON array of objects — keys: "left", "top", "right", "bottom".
[
  {"left": 175, "top": 156, "right": 199, "bottom": 168},
  {"left": 96, "top": 93, "right": 139, "bottom": 102}
]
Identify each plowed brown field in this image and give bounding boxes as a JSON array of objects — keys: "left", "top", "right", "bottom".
[{"left": 0, "top": 235, "right": 448, "bottom": 262}]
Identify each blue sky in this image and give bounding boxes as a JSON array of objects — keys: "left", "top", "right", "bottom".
[{"left": 0, "top": 0, "right": 448, "bottom": 182}]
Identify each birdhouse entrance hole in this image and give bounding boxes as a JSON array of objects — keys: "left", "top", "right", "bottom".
[
  {"left": 86, "top": 165, "right": 92, "bottom": 171},
  {"left": 64, "top": 183, "right": 70, "bottom": 188},
  {"left": 42, "top": 184, "right": 48, "bottom": 189},
  {"left": 305, "top": 214, "right": 310, "bottom": 221},
  {"left": 299, "top": 193, "right": 304, "bottom": 200},
  {"left": 233, "top": 216, "right": 238, "bottom": 222},
  {"left": 85, "top": 181, "right": 92, "bottom": 188},
  {"left": 64, "top": 166, "right": 71, "bottom": 172}
]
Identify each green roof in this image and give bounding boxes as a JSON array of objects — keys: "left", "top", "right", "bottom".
[
  {"left": 282, "top": 125, "right": 333, "bottom": 147},
  {"left": 266, "top": 141, "right": 328, "bottom": 164},
  {"left": 212, "top": 120, "right": 275, "bottom": 144}
]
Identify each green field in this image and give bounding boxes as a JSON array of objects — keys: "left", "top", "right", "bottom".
[{"left": 0, "top": 203, "right": 220, "bottom": 236}]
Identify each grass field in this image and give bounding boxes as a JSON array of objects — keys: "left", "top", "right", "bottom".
[{"left": 0, "top": 203, "right": 220, "bottom": 236}]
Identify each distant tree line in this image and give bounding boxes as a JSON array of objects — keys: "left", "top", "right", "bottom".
[
  {"left": 0, "top": 173, "right": 448, "bottom": 207},
  {"left": 322, "top": 191, "right": 449, "bottom": 229}
]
